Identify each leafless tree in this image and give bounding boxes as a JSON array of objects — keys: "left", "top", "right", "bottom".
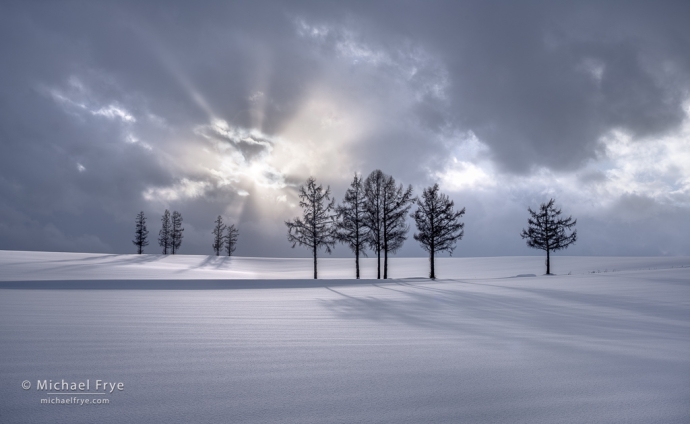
[
  {"left": 381, "top": 174, "right": 414, "bottom": 279},
  {"left": 225, "top": 224, "right": 239, "bottom": 256},
  {"left": 171, "top": 211, "right": 184, "bottom": 254},
  {"left": 212, "top": 215, "right": 226, "bottom": 256},
  {"left": 158, "top": 209, "right": 172, "bottom": 255},
  {"left": 132, "top": 211, "right": 149, "bottom": 254},
  {"left": 412, "top": 184, "right": 465, "bottom": 279},
  {"left": 336, "top": 173, "right": 368, "bottom": 279},
  {"left": 363, "top": 170, "right": 385, "bottom": 278},
  {"left": 285, "top": 177, "right": 337, "bottom": 279},
  {"left": 521, "top": 198, "right": 577, "bottom": 275}
]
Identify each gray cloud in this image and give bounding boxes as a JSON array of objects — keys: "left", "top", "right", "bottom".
[{"left": 1, "top": 1, "right": 689, "bottom": 257}]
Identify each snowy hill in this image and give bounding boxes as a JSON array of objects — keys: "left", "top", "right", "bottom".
[{"left": 2, "top": 250, "right": 689, "bottom": 423}]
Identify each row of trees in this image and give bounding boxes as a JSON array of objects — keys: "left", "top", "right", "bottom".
[
  {"left": 286, "top": 170, "right": 466, "bottom": 279},
  {"left": 286, "top": 171, "right": 577, "bottom": 279},
  {"left": 132, "top": 211, "right": 240, "bottom": 256},
  {"left": 212, "top": 216, "right": 240, "bottom": 256},
  {"left": 132, "top": 209, "right": 184, "bottom": 255},
  {"left": 132, "top": 175, "right": 576, "bottom": 278},
  {"left": 158, "top": 210, "right": 184, "bottom": 255}
]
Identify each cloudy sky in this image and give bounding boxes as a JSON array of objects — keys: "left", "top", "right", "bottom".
[{"left": 1, "top": 0, "right": 689, "bottom": 258}]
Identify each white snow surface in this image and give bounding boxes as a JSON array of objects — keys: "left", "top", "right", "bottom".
[
  {"left": 1, "top": 250, "right": 689, "bottom": 423},
  {"left": 2, "top": 250, "right": 689, "bottom": 281}
]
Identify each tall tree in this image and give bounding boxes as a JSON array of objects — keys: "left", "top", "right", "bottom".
[
  {"left": 171, "top": 211, "right": 184, "bottom": 254},
  {"left": 363, "top": 170, "right": 386, "bottom": 279},
  {"left": 225, "top": 224, "right": 239, "bottom": 256},
  {"left": 381, "top": 174, "right": 414, "bottom": 279},
  {"left": 158, "top": 209, "right": 172, "bottom": 255},
  {"left": 212, "top": 215, "right": 226, "bottom": 256},
  {"left": 411, "top": 184, "right": 465, "bottom": 279},
  {"left": 285, "top": 177, "right": 337, "bottom": 279},
  {"left": 336, "top": 173, "right": 368, "bottom": 279},
  {"left": 132, "top": 211, "right": 149, "bottom": 254},
  {"left": 521, "top": 198, "right": 577, "bottom": 275}
]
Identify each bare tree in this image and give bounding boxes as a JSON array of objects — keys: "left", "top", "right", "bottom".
[
  {"left": 225, "top": 224, "right": 239, "bottom": 256},
  {"left": 363, "top": 170, "right": 386, "bottom": 279},
  {"left": 171, "top": 211, "right": 184, "bottom": 254},
  {"left": 212, "top": 215, "right": 226, "bottom": 256},
  {"left": 336, "top": 173, "right": 368, "bottom": 279},
  {"left": 158, "top": 209, "right": 172, "bottom": 255},
  {"left": 412, "top": 184, "right": 465, "bottom": 279},
  {"left": 132, "top": 211, "right": 149, "bottom": 254},
  {"left": 285, "top": 177, "right": 337, "bottom": 279},
  {"left": 521, "top": 198, "right": 577, "bottom": 275},
  {"left": 381, "top": 174, "right": 414, "bottom": 279}
]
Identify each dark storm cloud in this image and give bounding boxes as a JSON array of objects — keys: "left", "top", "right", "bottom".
[
  {"left": 303, "top": 0, "right": 690, "bottom": 173},
  {"left": 0, "top": 1, "right": 689, "bottom": 256}
]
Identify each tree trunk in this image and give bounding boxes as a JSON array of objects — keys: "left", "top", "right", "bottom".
[
  {"left": 313, "top": 245, "right": 317, "bottom": 279},
  {"left": 430, "top": 249, "right": 435, "bottom": 279},
  {"left": 377, "top": 248, "right": 381, "bottom": 279},
  {"left": 546, "top": 249, "right": 550, "bottom": 275},
  {"left": 384, "top": 248, "right": 388, "bottom": 279},
  {"left": 383, "top": 211, "right": 387, "bottom": 279},
  {"left": 355, "top": 246, "right": 360, "bottom": 279}
]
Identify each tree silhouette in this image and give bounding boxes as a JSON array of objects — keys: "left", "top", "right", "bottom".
[
  {"left": 132, "top": 211, "right": 149, "bottom": 254},
  {"left": 363, "top": 170, "right": 386, "bottom": 278},
  {"left": 363, "top": 170, "right": 415, "bottom": 279},
  {"left": 171, "top": 211, "right": 184, "bottom": 254},
  {"left": 411, "top": 184, "right": 465, "bottom": 279},
  {"left": 212, "top": 215, "right": 225, "bottom": 256},
  {"left": 381, "top": 174, "right": 414, "bottom": 279},
  {"left": 336, "top": 173, "right": 368, "bottom": 279},
  {"left": 158, "top": 209, "right": 172, "bottom": 255},
  {"left": 225, "top": 224, "right": 239, "bottom": 256},
  {"left": 285, "top": 177, "right": 337, "bottom": 279},
  {"left": 521, "top": 198, "right": 577, "bottom": 275}
]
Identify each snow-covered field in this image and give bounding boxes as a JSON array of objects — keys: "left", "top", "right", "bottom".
[{"left": 1, "top": 250, "right": 689, "bottom": 423}]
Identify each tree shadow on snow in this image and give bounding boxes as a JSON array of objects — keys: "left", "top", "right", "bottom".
[{"left": 319, "top": 279, "right": 689, "bottom": 359}]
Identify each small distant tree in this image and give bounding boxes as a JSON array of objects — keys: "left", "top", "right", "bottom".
[
  {"left": 285, "top": 177, "right": 337, "bottom": 279},
  {"left": 521, "top": 198, "right": 577, "bottom": 275},
  {"left": 381, "top": 174, "right": 414, "bottom": 279},
  {"left": 212, "top": 216, "right": 226, "bottom": 256},
  {"left": 336, "top": 173, "right": 368, "bottom": 279},
  {"left": 225, "top": 224, "right": 239, "bottom": 256},
  {"left": 171, "top": 211, "right": 184, "bottom": 254},
  {"left": 411, "top": 184, "right": 465, "bottom": 279},
  {"left": 132, "top": 211, "right": 149, "bottom": 254},
  {"left": 158, "top": 209, "right": 172, "bottom": 255}
]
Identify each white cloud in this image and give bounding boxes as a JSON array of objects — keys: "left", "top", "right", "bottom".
[
  {"left": 596, "top": 122, "right": 690, "bottom": 206},
  {"left": 92, "top": 105, "right": 136, "bottom": 122},
  {"left": 195, "top": 119, "right": 288, "bottom": 190},
  {"left": 43, "top": 78, "right": 137, "bottom": 124},
  {"left": 293, "top": 17, "right": 449, "bottom": 101},
  {"left": 143, "top": 178, "right": 211, "bottom": 202},
  {"left": 436, "top": 132, "right": 496, "bottom": 192},
  {"left": 124, "top": 133, "right": 153, "bottom": 150}
]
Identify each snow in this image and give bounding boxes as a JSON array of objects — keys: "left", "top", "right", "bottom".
[
  {"left": 1, "top": 250, "right": 689, "bottom": 423},
  {"left": 2, "top": 250, "right": 689, "bottom": 282}
]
